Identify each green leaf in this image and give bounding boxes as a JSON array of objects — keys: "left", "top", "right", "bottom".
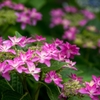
[
  {"left": 2, "top": 90, "right": 28, "bottom": 100},
  {"left": 10, "top": 72, "right": 23, "bottom": 94},
  {"left": 28, "top": 0, "right": 46, "bottom": 10},
  {"left": 38, "top": 60, "right": 66, "bottom": 72},
  {"left": 0, "top": 79, "right": 11, "bottom": 92},
  {"left": 69, "top": 95, "right": 91, "bottom": 100},
  {"left": 46, "top": 84, "right": 60, "bottom": 100},
  {"left": 38, "top": 81, "right": 59, "bottom": 100},
  {"left": 15, "top": 31, "right": 22, "bottom": 38},
  {"left": 12, "top": 0, "right": 27, "bottom": 4}
]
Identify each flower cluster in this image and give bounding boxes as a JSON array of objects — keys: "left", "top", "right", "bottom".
[
  {"left": 79, "top": 75, "right": 100, "bottom": 100},
  {"left": 0, "top": 34, "right": 79, "bottom": 88},
  {"left": 50, "top": 6, "right": 95, "bottom": 41},
  {"left": 0, "top": 0, "right": 42, "bottom": 29},
  {"left": 59, "top": 74, "right": 83, "bottom": 100}
]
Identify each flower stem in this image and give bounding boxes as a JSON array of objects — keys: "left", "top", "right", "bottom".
[{"left": 34, "top": 83, "right": 41, "bottom": 100}]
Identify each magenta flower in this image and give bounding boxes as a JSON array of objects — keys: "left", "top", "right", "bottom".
[
  {"left": 69, "top": 74, "right": 83, "bottom": 83},
  {"left": 61, "top": 42, "right": 80, "bottom": 59},
  {"left": 45, "top": 71, "right": 63, "bottom": 88},
  {"left": 35, "top": 35, "right": 46, "bottom": 42},
  {"left": 25, "top": 62, "right": 41, "bottom": 81},
  {"left": 7, "top": 57, "right": 25, "bottom": 73},
  {"left": 0, "top": 61, "right": 11, "bottom": 81},
  {"left": 42, "top": 43, "right": 59, "bottom": 58},
  {"left": 19, "top": 49, "right": 34, "bottom": 66},
  {"left": 63, "top": 59, "right": 77, "bottom": 70},
  {"left": 18, "top": 37, "right": 36, "bottom": 47},
  {"left": 0, "top": 44, "right": 16, "bottom": 54},
  {"left": 79, "top": 83, "right": 100, "bottom": 100},
  {"left": 8, "top": 36, "right": 24, "bottom": 46},
  {"left": 35, "top": 51, "right": 51, "bottom": 67},
  {"left": 92, "top": 75, "right": 100, "bottom": 88},
  {"left": 53, "top": 38, "right": 63, "bottom": 47}
]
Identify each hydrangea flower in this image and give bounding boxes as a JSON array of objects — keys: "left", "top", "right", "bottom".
[{"left": 45, "top": 71, "right": 63, "bottom": 88}]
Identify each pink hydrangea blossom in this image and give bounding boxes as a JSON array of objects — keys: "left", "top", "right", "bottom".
[
  {"left": 61, "top": 42, "right": 80, "bottom": 59},
  {"left": 35, "top": 51, "right": 52, "bottom": 67},
  {"left": 0, "top": 44, "right": 16, "bottom": 54},
  {"left": 24, "top": 62, "right": 41, "bottom": 81},
  {"left": 69, "top": 74, "right": 83, "bottom": 83},
  {"left": 45, "top": 71, "right": 63, "bottom": 88},
  {"left": 63, "top": 59, "right": 77, "bottom": 70},
  {"left": 79, "top": 82, "right": 100, "bottom": 100},
  {"left": 6, "top": 57, "right": 25, "bottom": 73},
  {"left": 0, "top": 61, "right": 11, "bottom": 81}
]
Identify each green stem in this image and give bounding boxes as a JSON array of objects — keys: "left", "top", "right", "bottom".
[
  {"left": 34, "top": 83, "right": 41, "bottom": 100},
  {"left": 5, "top": 79, "right": 15, "bottom": 91},
  {"left": 17, "top": 73, "right": 32, "bottom": 100},
  {"left": 20, "top": 92, "right": 28, "bottom": 100}
]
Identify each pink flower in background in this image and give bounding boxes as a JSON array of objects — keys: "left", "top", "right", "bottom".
[
  {"left": 50, "top": 17, "right": 62, "bottom": 28},
  {"left": 16, "top": 12, "right": 31, "bottom": 29},
  {"left": 13, "top": 3, "right": 25, "bottom": 11},
  {"left": 3, "top": 0, "right": 12, "bottom": 8},
  {"left": 62, "top": 27, "right": 78, "bottom": 40},
  {"left": 30, "top": 8, "right": 42, "bottom": 25},
  {"left": 61, "top": 19, "right": 70, "bottom": 29},
  {"left": 45, "top": 71, "right": 63, "bottom": 88},
  {"left": 50, "top": 9, "right": 64, "bottom": 17},
  {"left": 64, "top": 6, "right": 77, "bottom": 13},
  {"left": 97, "top": 39, "right": 100, "bottom": 47},
  {"left": 62, "top": 30, "right": 76, "bottom": 40},
  {"left": 81, "top": 10, "right": 95, "bottom": 20},
  {"left": 79, "top": 19, "right": 87, "bottom": 26},
  {"left": 0, "top": 0, "right": 42, "bottom": 29}
]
